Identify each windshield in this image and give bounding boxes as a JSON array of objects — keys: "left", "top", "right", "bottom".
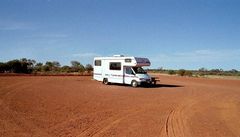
[{"left": 132, "top": 67, "right": 146, "bottom": 74}]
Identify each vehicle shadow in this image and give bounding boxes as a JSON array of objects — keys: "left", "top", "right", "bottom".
[
  {"left": 107, "top": 83, "right": 183, "bottom": 88},
  {"left": 142, "top": 83, "right": 183, "bottom": 88}
]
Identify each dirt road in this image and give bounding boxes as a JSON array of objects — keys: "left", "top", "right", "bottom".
[{"left": 0, "top": 75, "right": 240, "bottom": 137}]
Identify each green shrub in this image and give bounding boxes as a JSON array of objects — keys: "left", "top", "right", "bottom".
[
  {"left": 198, "top": 72, "right": 205, "bottom": 76},
  {"left": 168, "top": 70, "right": 176, "bottom": 75},
  {"left": 177, "top": 69, "right": 186, "bottom": 76},
  {"left": 85, "top": 64, "right": 93, "bottom": 72},
  {"left": 184, "top": 70, "right": 193, "bottom": 76},
  {"left": 61, "top": 66, "right": 71, "bottom": 73}
]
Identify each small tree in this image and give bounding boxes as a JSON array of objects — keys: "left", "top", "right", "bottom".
[
  {"left": 52, "top": 61, "right": 61, "bottom": 71},
  {"left": 85, "top": 64, "right": 93, "bottom": 73},
  {"left": 44, "top": 61, "right": 61, "bottom": 72},
  {"left": 168, "top": 70, "right": 176, "bottom": 75},
  {"left": 70, "top": 61, "right": 85, "bottom": 72},
  {"left": 230, "top": 69, "right": 238, "bottom": 73},
  {"left": 210, "top": 69, "right": 222, "bottom": 75},
  {"left": 19, "top": 58, "right": 36, "bottom": 73},
  {"left": 184, "top": 70, "right": 193, "bottom": 77},
  {"left": 7, "top": 60, "right": 22, "bottom": 73},
  {"left": 0, "top": 62, "right": 7, "bottom": 73},
  {"left": 45, "top": 61, "right": 54, "bottom": 71},
  {"left": 71, "top": 61, "right": 80, "bottom": 67},
  {"left": 177, "top": 69, "right": 186, "bottom": 76},
  {"left": 199, "top": 67, "right": 207, "bottom": 72},
  {"left": 34, "top": 63, "right": 43, "bottom": 72},
  {"left": 61, "top": 65, "right": 71, "bottom": 73}
]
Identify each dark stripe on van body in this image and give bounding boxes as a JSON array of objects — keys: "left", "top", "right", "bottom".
[{"left": 94, "top": 73, "right": 138, "bottom": 78}]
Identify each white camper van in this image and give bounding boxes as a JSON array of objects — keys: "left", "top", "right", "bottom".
[{"left": 93, "top": 55, "right": 157, "bottom": 87}]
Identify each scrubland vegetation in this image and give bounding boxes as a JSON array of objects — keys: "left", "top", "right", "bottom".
[
  {"left": 0, "top": 58, "right": 93, "bottom": 75},
  {"left": 0, "top": 58, "right": 239, "bottom": 78},
  {"left": 148, "top": 67, "right": 240, "bottom": 77}
]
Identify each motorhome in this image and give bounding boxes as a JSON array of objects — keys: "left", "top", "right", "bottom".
[{"left": 93, "top": 55, "right": 157, "bottom": 87}]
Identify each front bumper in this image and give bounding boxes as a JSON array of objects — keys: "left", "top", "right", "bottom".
[
  {"left": 138, "top": 78, "right": 158, "bottom": 86},
  {"left": 138, "top": 79, "right": 152, "bottom": 85}
]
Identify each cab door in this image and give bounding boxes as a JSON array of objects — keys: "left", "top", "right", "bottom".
[{"left": 124, "top": 67, "right": 135, "bottom": 85}]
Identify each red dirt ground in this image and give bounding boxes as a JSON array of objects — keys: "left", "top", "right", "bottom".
[{"left": 0, "top": 75, "right": 240, "bottom": 137}]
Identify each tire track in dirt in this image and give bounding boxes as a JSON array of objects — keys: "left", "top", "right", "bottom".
[
  {"left": 76, "top": 109, "right": 143, "bottom": 137},
  {"left": 161, "top": 86, "right": 218, "bottom": 137},
  {"left": 0, "top": 80, "right": 28, "bottom": 102},
  {"left": 165, "top": 109, "right": 174, "bottom": 137},
  {"left": 162, "top": 105, "right": 192, "bottom": 137}
]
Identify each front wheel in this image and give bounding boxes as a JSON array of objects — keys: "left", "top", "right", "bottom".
[
  {"left": 103, "top": 78, "right": 109, "bottom": 85},
  {"left": 131, "top": 80, "right": 138, "bottom": 88}
]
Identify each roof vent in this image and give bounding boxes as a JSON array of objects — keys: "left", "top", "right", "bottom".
[{"left": 113, "top": 55, "right": 124, "bottom": 57}]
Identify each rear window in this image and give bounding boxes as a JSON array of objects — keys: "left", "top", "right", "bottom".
[
  {"left": 94, "top": 60, "right": 101, "bottom": 66},
  {"left": 109, "top": 62, "right": 121, "bottom": 70}
]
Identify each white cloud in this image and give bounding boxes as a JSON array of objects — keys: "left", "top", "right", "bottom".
[
  {"left": 40, "top": 34, "right": 68, "bottom": 38},
  {"left": 149, "top": 49, "right": 240, "bottom": 69},
  {"left": 0, "top": 21, "right": 35, "bottom": 31},
  {"left": 174, "top": 49, "right": 240, "bottom": 61},
  {"left": 27, "top": 33, "right": 69, "bottom": 39},
  {"left": 153, "top": 49, "right": 240, "bottom": 62}
]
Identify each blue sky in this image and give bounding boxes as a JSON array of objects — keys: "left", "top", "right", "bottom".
[{"left": 0, "top": 0, "right": 239, "bottom": 70}]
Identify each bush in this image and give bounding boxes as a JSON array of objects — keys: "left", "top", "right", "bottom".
[
  {"left": 85, "top": 64, "right": 93, "bottom": 72},
  {"left": 34, "top": 63, "right": 43, "bottom": 72},
  {"left": 0, "top": 62, "right": 7, "bottom": 73},
  {"left": 70, "top": 61, "right": 85, "bottom": 72},
  {"left": 176, "top": 69, "right": 193, "bottom": 77},
  {"left": 184, "top": 70, "right": 193, "bottom": 76},
  {"left": 168, "top": 70, "right": 176, "bottom": 75},
  {"left": 42, "top": 65, "right": 50, "bottom": 72},
  {"left": 198, "top": 72, "right": 205, "bottom": 76},
  {"left": 61, "top": 66, "right": 71, "bottom": 73},
  {"left": 177, "top": 69, "right": 186, "bottom": 76}
]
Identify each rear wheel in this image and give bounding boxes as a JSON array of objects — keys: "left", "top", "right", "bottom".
[
  {"left": 103, "top": 78, "right": 109, "bottom": 85},
  {"left": 152, "top": 80, "right": 156, "bottom": 85},
  {"left": 131, "top": 80, "right": 138, "bottom": 88}
]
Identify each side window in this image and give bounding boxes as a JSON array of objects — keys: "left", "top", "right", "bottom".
[
  {"left": 125, "top": 58, "right": 132, "bottom": 63},
  {"left": 126, "top": 67, "right": 134, "bottom": 75},
  {"left": 109, "top": 62, "right": 121, "bottom": 70},
  {"left": 94, "top": 60, "right": 101, "bottom": 66}
]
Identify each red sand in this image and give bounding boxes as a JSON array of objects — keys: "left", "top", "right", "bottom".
[{"left": 0, "top": 75, "right": 240, "bottom": 137}]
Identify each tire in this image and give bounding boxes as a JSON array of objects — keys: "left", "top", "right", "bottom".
[
  {"left": 103, "top": 78, "right": 109, "bottom": 85},
  {"left": 131, "top": 80, "right": 138, "bottom": 88}
]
